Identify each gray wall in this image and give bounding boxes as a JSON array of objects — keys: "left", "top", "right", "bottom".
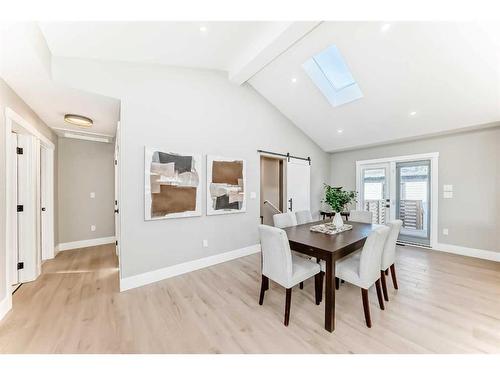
[
  {"left": 57, "top": 137, "right": 115, "bottom": 244},
  {"left": 329, "top": 126, "right": 500, "bottom": 252},
  {"left": 53, "top": 59, "right": 331, "bottom": 279},
  {"left": 0, "top": 78, "right": 58, "bottom": 303}
]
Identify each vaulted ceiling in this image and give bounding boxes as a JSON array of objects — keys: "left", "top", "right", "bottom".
[{"left": 2, "top": 21, "right": 499, "bottom": 150}]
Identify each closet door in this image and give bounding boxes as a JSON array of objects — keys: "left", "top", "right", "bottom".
[{"left": 286, "top": 158, "right": 310, "bottom": 213}]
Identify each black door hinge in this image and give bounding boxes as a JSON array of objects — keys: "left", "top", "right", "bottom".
[
  {"left": 17, "top": 262, "right": 24, "bottom": 270},
  {"left": 115, "top": 240, "right": 118, "bottom": 246},
  {"left": 114, "top": 160, "right": 117, "bottom": 165},
  {"left": 17, "top": 205, "right": 23, "bottom": 212},
  {"left": 16, "top": 147, "right": 23, "bottom": 155}
]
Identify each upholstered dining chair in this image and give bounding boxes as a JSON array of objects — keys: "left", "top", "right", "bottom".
[
  {"left": 273, "top": 212, "right": 297, "bottom": 229},
  {"left": 295, "top": 210, "right": 313, "bottom": 225},
  {"left": 319, "top": 226, "right": 390, "bottom": 327},
  {"left": 379, "top": 220, "right": 403, "bottom": 301},
  {"left": 258, "top": 225, "right": 321, "bottom": 326},
  {"left": 349, "top": 210, "right": 373, "bottom": 224}
]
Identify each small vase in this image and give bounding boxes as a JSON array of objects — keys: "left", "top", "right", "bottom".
[{"left": 333, "top": 212, "right": 344, "bottom": 228}]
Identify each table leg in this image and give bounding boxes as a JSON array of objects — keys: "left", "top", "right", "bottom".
[{"left": 324, "top": 255, "right": 335, "bottom": 332}]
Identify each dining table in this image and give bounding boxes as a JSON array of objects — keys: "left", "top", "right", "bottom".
[{"left": 283, "top": 219, "right": 375, "bottom": 332}]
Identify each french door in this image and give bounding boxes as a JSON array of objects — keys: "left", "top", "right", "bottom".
[{"left": 357, "top": 155, "right": 436, "bottom": 247}]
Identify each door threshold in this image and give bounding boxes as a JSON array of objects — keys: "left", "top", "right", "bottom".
[{"left": 397, "top": 241, "right": 431, "bottom": 249}]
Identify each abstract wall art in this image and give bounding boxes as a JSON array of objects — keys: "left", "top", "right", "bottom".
[
  {"left": 145, "top": 148, "right": 202, "bottom": 220},
  {"left": 206, "top": 155, "right": 246, "bottom": 215}
]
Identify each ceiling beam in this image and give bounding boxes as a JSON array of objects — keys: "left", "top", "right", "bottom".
[{"left": 228, "top": 21, "right": 322, "bottom": 85}]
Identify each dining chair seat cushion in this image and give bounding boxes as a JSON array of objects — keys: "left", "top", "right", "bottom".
[{"left": 281, "top": 254, "right": 321, "bottom": 289}]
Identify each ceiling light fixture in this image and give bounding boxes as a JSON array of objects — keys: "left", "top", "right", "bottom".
[
  {"left": 199, "top": 26, "right": 208, "bottom": 33},
  {"left": 337, "top": 129, "right": 344, "bottom": 134},
  {"left": 291, "top": 77, "right": 297, "bottom": 83},
  {"left": 381, "top": 23, "right": 391, "bottom": 32},
  {"left": 64, "top": 114, "right": 93, "bottom": 127},
  {"left": 409, "top": 111, "right": 417, "bottom": 116}
]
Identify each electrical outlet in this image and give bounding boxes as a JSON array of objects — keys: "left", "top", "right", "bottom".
[
  {"left": 91, "top": 225, "right": 96, "bottom": 232},
  {"left": 443, "top": 228, "right": 449, "bottom": 235},
  {"left": 202, "top": 240, "right": 208, "bottom": 248},
  {"left": 90, "top": 192, "right": 95, "bottom": 198}
]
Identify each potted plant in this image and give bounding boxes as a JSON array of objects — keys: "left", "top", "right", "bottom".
[{"left": 323, "top": 184, "right": 357, "bottom": 227}]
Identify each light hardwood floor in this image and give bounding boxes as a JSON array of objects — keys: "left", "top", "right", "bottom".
[{"left": 0, "top": 244, "right": 499, "bottom": 353}]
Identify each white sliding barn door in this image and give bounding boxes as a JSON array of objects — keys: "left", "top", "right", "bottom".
[
  {"left": 9, "top": 133, "right": 19, "bottom": 285},
  {"left": 17, "top": 134, "right": 41, "bottom": 282},
  {"left": 286, "top": 158, "right": 310, "bottom": 213}
]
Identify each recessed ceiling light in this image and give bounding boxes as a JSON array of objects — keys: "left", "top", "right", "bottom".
[
  {"left": 291, "top": 77, "right": 297, "bottom": 83},
  {"left": 409, "top": 111, "right": 417, "bottom": 116},
  {"left": 381, "top": 23, "right": 391, "bottom": 32},
  {"left": 199, "top": 26, "right": 208, "bottom": 33},
  {"left": 337, "top": 129, "right": 344, "bottom": 134},
  {"left": 64, "top": 114, "right": 93, "bottom": 127}
]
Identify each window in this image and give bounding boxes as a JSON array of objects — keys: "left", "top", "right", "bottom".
[{"left": 302, "top": 44, "right": 363, "bottom": 107}]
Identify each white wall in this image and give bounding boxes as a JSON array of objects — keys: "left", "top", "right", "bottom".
[
  {"left": 58, "top": 137, "right": 115, "bottom": 244},
  {"left": 53, "top": 58, "right": 331, "bottom": 280},
  {"left": 329, "top": 126, "right": 500, "bottom": 253}
]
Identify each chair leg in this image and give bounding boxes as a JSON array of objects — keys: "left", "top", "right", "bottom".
[
  {"left": 385, "top": 269, "right": 389, "bottom": 276},
  {"left": 314, "top": 274, "right": 322, "bottom": 305},
  {"left": 259, "top": 276, "right": 268, "bottom": 305},
  {"left": 375, "top": 279, "right": 385, "bottom": 310},
  {"left": 390, "top": 264, "right": 399, "bottom": 290},
  {"left": 284, "top": 288, "right": 292, "bottom": 326},
  {"left": 361, "top": 288, "right": 372, "bottom": 328},
  {"left": 299, "top": 282, "right": 304, "bottom": 289},
  {"left": 335, "top": 277, "right": 340, "bottom": 290},
  {"left": 380, "top": 270, "right": 389, "bottom": 301},
  {"left": 318, "top": 271, "right": 324, "bottom": 303}
]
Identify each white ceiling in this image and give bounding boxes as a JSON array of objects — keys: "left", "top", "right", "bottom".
[
  {"left": 39, "top": 21, "right": 290, "bottom": 72},
  {"left": 3, "top": 21, "right": 500, "bottom": 150},
  {"left": 249, "top": 22, "right": 500, "bottom": 151},
  {"left": 0, "top": 23, "right": 120, "bottom": 138}
]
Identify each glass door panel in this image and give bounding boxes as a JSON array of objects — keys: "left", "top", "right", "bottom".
[
  {"left": 360, "top": 164, "right": 390, "bottom": 224},
  {"left": 396, "top": 160, "right": 431, "bottom": 246}
]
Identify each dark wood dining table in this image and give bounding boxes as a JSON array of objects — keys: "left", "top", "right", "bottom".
[{"left": 283, "top": 220, "right": 375, "bottom": 332}]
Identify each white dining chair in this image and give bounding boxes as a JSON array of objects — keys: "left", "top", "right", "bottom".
[
  {"left": 258, "top": 225, "right": 321, "bottom": 326},
  {"left": 349, "top": 210, "right": 373, "bottom": 224},
  {"left": 273, "top": 212, "right": 297, "bottom": 229},
  {"left": 319, "top": 226, "right": 390, "bottom": 327},
  {"left": 295, "top": 210, "right": 313, "bottom": 225},
  {"left": 379, "top": 220, "right": 403, "bottom": 301}
]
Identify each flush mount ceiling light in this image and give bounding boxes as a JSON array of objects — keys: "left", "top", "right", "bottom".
[
  {"left": 64, "top": 114, "right": 93, "bottom": 127},
  {"left": 291, "top": 77, "right": 297, "bottom": 83},
  {"left": 409, "top": 111, "right": 417, "bottom": 116},
  {"left": 337, "top": 129, "right": 344, "bottom": 134},
  {"left": 381, "top": 23, "right": 391, "bottom": 32},
  {"left": 199, "top": 26, "right": 208, "bottom": 33}
]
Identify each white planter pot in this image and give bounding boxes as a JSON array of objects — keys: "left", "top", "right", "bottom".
[{"left": 333, "top": 212, "right": 344, "bottom": 228}]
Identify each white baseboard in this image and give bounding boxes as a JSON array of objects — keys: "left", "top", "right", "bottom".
[
  {"left": 435, "top": 242, "right": 500, "bottom": 262},
  {"left": 57, "top": 236, "right": 116, "bottom": 251},
  {"left": 0, "top": 295, "right": 12, "bottom": 321},
  {"left": 120, "top": 244, "right": 261, "bottom": 292}
]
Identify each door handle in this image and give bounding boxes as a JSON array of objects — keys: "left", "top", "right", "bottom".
[
  {"left": 41, "top": 207, "right": 46, "bottom": 212},
  {"left": 288, "top": 198, "right": 293, "bottom": 211}
]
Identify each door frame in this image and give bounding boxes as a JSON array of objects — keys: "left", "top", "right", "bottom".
[
  {"left": 355, "top": 152, "right": 439, "bottom": 248},
  {"left": 3, "top": 107, "right": 55, "bottom": 317}
]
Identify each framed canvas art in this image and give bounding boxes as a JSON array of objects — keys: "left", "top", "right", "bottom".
[
  {"left": 206, "top": 155, "right": 246, "bottom": 215},
  {"left": 145, "top": 148, "right": 202, "bottom": 220}
]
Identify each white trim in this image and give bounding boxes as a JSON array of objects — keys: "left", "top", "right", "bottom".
[
  {"left": 435, "top": 243, "right": 500, "bottom": 262},
  {"left": 57, "top": 236, "right": 116, "bottom": 251},
  {"left": 355, "top": 152, "right": 440, "bottom": 167},
  {"left": 0, "top": 295, "right": 12, "bottom": 321},
  {"left": 120, "top": 244, "right": 261, "bottom": 292},
  {"left": 5, "top": 107, "right": 54, "bottom": 149},
  {"left": 355, "top": 152, "right": 439, "bottom": 248}
]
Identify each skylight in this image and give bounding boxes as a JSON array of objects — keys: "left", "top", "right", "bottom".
[{"left": 302, "top": 44, "right": 363, "bottom": 107}]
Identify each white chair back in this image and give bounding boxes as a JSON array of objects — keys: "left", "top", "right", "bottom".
[
  {"left": 259, "top": 225, "right": 293, "bottom": 286},
  {"left": 295, "top": 210, "right": 313, "bottom": 225},
  {"left": 349, "top": 210, "right": 373, "bottom": 224},
  {"left": 273, "top": 212, "right": 297, "bottom": 228},
  {"left": 359, "top": 226, "right": 390, "bottom": 286},
  {"left": 381, "top": 220, "right": 403, "bottom": 270}
]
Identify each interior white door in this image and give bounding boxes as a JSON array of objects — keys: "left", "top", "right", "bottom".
[
  {"left": 286, "top": 158, "right": 310, "bottom": 213},
  {"left": 17, "top": 133, "right": 41, "bottom": 282},
  {"left": 114, "top": 124, "right": 120, "bottom": 259},
  {"left": 10, "top": 133, "right": 19, "bottom": 285},
  {"left": 40, "top": 146, "right": 55, "bottom": 260}
]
